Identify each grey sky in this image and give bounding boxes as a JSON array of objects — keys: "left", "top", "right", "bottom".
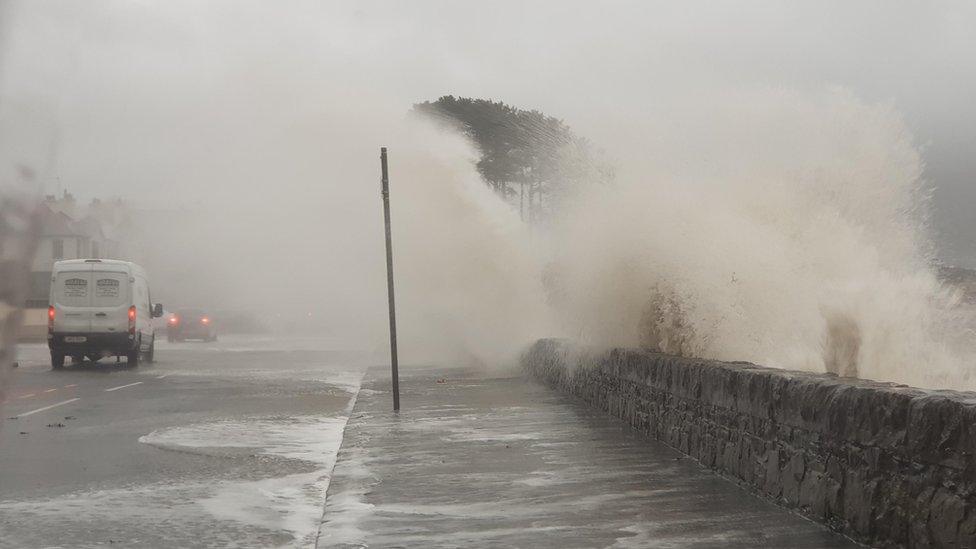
[{"left": 1, "top": 0, "right": 974, "bottom": 265}]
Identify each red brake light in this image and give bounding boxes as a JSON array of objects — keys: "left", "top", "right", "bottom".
[
  {"left": 200, "top": 317, "right": 210, "bottom": 324},
  {"left": 169, "top": 315, "right": 179, "bottom": 325},
  {"left": 48, "top": 305, "right": 55, "bottom": 332},
  {"left": 128, "top": 305, "right": 136, "bottom": 333}
]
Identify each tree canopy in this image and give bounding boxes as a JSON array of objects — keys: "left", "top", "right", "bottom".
[{"left": 413, "top": 96, "right": 588, "bottom": 196}]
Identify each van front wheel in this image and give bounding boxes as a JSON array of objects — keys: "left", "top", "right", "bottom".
[{"left": 51, "top": 353, "right": 65, "bottom": 369}]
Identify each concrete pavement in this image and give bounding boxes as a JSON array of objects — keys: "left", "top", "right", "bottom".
[{"left": 318, "top": 367, "right": 859, "bottom": 548}]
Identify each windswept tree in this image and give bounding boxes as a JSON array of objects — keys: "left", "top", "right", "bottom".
[{"left": 413, "top": 96, "right": 611, "bottom": 218}]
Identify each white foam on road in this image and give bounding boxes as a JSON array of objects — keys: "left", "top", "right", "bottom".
[
  {"left": 139, "top": 414, "right": 353, "bottom": 546},
  {"left": 1, "top": 414, "right": 356, "bottom": 548},
  {"left": 202, "top": 471, "right": 333, "bottom": 545},
  {"left": 3, "top": 337, "right": 366, "bottom": 547},
  {"left": 315, "top": 445, "right": 376, "bottom": 547},
  {"left": 0, "top": 477, "right": 312, "bottom": 547},
  {"left": 140, "top": 415, "right": 347, "bottom": 468},
  {"left": 1, "top": 413, "right": 356, "bottom": 547},
  {"left": 2, "top": 384, "right": 362, "bottom": 548}
]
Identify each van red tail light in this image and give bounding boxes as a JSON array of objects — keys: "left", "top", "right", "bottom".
[
  {"left": 48, "top": 306, "right": 55, "bottom": 332},
  {"left": 168, "top": 315, "right": 179, "bottom": 325},
  {"left": 128, "top": 305, "right": 137, "bottom": 333}
]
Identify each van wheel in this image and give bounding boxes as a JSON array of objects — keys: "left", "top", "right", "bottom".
[
  {"left": 51, "top": 353, "right": 65, "bottom": 369},
  {"left": 146, "top": 340, "right": 155, "bottom": 363},
  {"left": 127, "top": 349, "right": 140, "bottom": 366}
]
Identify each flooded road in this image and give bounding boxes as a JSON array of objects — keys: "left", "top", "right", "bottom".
[{"left": 0, "top": 336, "right": 367, "bottom": 548}]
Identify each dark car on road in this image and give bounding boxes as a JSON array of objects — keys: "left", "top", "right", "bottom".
[{"left": 167, "top": 308, "right": 218, "bottom": 342}]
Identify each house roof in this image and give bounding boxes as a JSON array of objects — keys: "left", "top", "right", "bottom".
[
  {"left": 37, "top": 203, "right": 104, "bottom": 239},
  {"left": 72, "top": 216, "right": 106, "bottom": 240},
  {"left": 38, "top": 204, "right": 77, "bottom": 236}
]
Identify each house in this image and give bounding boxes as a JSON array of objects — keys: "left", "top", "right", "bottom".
[
  {"left": 19, "top": 193, "right": 122, "bottom": 340},
  {"left": 26, "top": 200, "right": 116, "bottom": 307}
]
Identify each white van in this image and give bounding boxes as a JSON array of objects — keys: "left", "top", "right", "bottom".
[{"left": 47, "top": 259, "right": 163, "bottom": 369}]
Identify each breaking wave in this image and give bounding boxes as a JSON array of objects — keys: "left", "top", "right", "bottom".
[{"left": 545, "top": 87, "right": 976, "bottom": 389}]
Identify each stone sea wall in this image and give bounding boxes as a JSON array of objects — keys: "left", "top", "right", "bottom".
[{"left": 522, "top": 338, "right": 976, "bottom": 548}]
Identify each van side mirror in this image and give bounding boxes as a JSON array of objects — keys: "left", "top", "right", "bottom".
[{"left": 152, "top": 303, "right": 164, "bottom": 318}]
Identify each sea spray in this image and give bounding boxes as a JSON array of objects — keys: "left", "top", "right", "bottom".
[
  {"left": 547, "top": 87, "right": 976, "bottom": 389},
  {"left": 383, "top": 120, "right": 556, "bottom": 369},
  {"left": 2, "top": 0, "right": 972, "bottom": 387}
]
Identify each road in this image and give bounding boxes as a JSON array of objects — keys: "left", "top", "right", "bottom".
[
  {"left": 0, "top": 336, "right": 367, "bottom": 548},
  {"left": 2, "top": 337, "right": 857, "bottom": 548}
]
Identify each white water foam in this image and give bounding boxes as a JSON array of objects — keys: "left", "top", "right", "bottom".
[
  {"left": 548, "top": 87, "right": 976, "bottom": 389},
  {"left": 139, "top": 415, "right": 348, "bottom": 468}
]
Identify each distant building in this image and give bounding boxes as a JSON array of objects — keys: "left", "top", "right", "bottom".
[{"left": 25, "top": 193, "right": 120, "bottom": 308}]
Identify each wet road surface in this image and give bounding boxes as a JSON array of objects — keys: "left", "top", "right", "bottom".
[
  {"left": 0, "top": 336, "right": 366, "bottom": 548},
  {"left": 3, "top": 339, "right": 860, "bottom": 548}
]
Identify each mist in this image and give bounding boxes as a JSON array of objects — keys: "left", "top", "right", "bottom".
[{"left": 1, "top": 1, "right": 974, "bottom": 383}]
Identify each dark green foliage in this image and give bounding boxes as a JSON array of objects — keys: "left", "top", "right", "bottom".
[{"left": 413, "top": 96, "right": 587, "bottom": 196}]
